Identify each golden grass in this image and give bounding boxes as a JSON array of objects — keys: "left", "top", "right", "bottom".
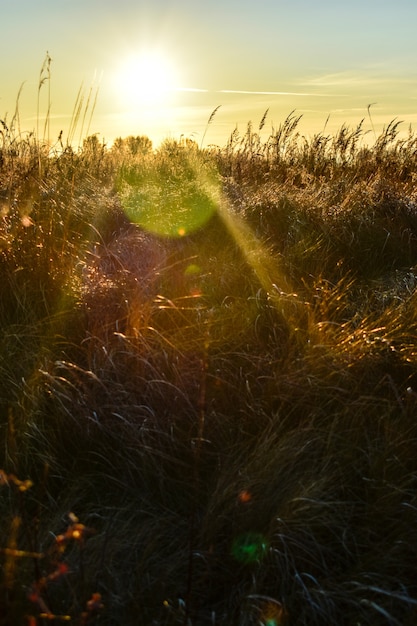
[{"left": 1, "top": 100, "right": 417, "bottom": 624}]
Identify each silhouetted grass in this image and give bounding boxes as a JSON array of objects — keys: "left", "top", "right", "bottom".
[{"left": 1, "top": 110, "right": 417, "bottom": 625}]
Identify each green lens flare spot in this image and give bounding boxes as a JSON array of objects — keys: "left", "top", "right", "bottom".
[
  {"left": 117, "top": 141, "right": 220, "bottom": 238},
  {"left": 184, "top": 263, "right": 202, "bottom": 276},
  {"left": 231, "top": 532, "right": 269, "bottom": 564},
  {"left": 121, "top": 185, "right": 216, "bottom": 237}
]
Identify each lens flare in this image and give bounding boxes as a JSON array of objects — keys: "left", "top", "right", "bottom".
[
  {"left": 117, "top": 143, "right": 219, "bottom": 237},
  {"left": 258, "top": 600, "right": 288, "bottom": 626},
  {"left": 184, "top": 263, "right": 202, "bottom": 276},
  {"left": 231, "top": 532, "right": 269, "bottom": 564},
  {"left": 121, "top": 185, "right": 216, "bottom": 237},
  {"left": 238, "top": 489, "right": 252, "bottom": 503}
]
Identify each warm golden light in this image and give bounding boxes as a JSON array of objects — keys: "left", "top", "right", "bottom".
[{"left": 113, "top": 51, "right": 180, "bottom": 108}]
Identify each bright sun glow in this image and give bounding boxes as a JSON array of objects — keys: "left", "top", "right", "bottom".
[{"left": 114, "top": 51, "right": 180, "bottom": 108}]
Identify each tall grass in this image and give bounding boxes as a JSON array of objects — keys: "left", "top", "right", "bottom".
[{"left": 1, "top": 97, "right": 417, "bottom": 625}]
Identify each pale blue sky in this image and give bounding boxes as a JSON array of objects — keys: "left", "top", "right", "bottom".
[{"left": 1, "top": 0, "right": 417, "bottom": 146}]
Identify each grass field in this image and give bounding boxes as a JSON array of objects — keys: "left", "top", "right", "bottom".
[{"left": 1, "top": 110, "right": 417, "bottom": 625}]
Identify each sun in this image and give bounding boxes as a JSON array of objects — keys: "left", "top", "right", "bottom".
[{"left": 114, "top": 51, "right": 179, "bottom": 108}]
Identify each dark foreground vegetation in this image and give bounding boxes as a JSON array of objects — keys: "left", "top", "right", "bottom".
[{"left": 1, "top": 111, "right": 417, "bottom": 625}]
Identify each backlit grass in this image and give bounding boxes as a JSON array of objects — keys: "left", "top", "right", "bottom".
[{"left": 1, "top": 108, "right": 417, "bottom": 625}]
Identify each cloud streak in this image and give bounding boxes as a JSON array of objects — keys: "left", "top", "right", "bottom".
[
  {"left": 300, "top": 70, "right": 417, "bottom": 89},
  {"left": 174, "top": 87, "right": 338, "bottom": 97},
  {"left": 175, "top": 87, "right": 209, "bottom": 93},
  {"left": 218, "top": 89, "right": 334, "bottom": 97}
]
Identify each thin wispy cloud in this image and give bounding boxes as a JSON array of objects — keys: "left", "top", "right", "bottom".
[
  {"left": 301, "top": 70, "right": 416, "bottom": 89},
  {"left": 218, "top": 89, "right": 334, "bottom": 97},
  {"left": 175, "top": 87, "right": 209, "bottom": 93},
  {"left": 173, "top": 87, "right": 336, "bottom": 97},
  {"left": 303, "top": 72, "right": 371, "bottom": 88}
]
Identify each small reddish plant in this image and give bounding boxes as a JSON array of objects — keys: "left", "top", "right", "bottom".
[{"left": 0, "top": 473, "right": 102, "bottom": 625}]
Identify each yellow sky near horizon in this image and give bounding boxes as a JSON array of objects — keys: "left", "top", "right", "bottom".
[{"left": 2, "top": 0, "right": 417, "bottom": 148}]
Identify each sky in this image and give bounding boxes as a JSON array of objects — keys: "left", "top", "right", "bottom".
[{"left": 1, "top": 0, "right": 417, "bottom": 148}]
